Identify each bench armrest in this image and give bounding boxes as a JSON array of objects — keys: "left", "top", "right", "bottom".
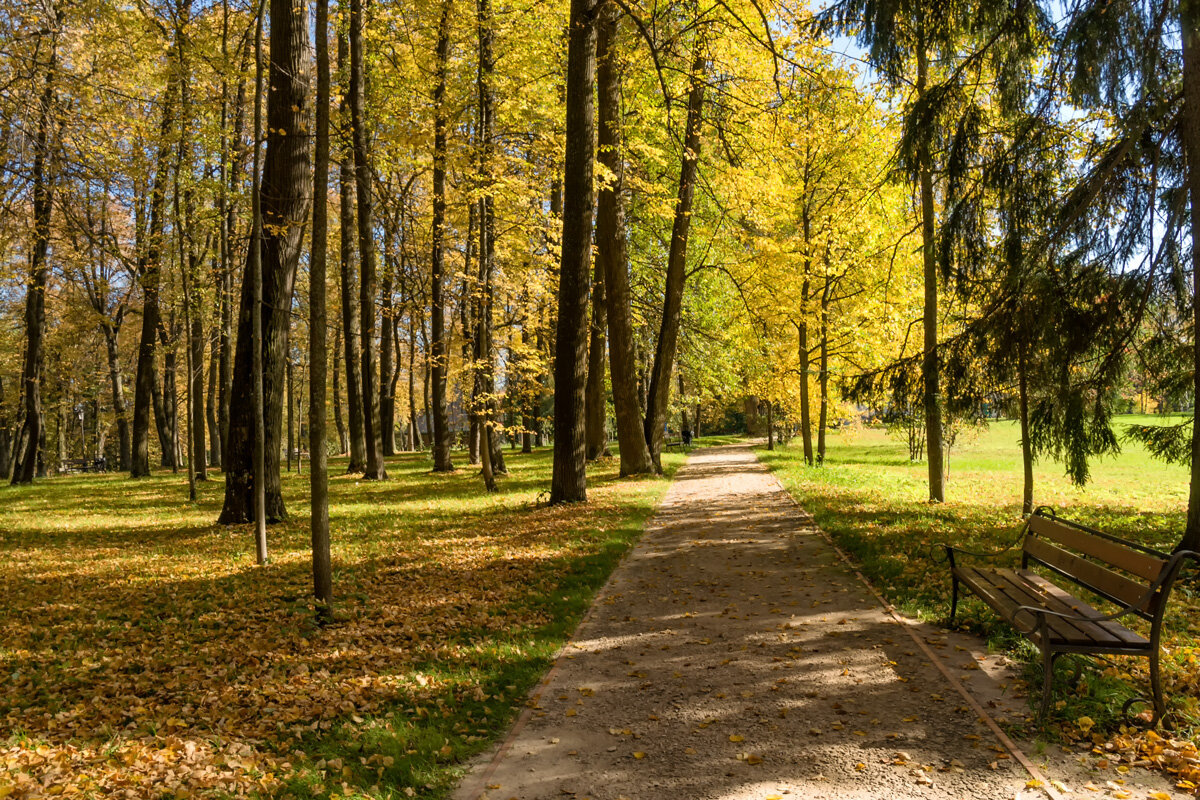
[{"left": 938, "top": 534, "right": 1024, "bottom": 567}]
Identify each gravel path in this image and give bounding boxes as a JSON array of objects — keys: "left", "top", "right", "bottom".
[{"left": 455, "top": 444, "right": 1185, "bottom": 800}]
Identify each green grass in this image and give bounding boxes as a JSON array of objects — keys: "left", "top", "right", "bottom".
[
  {"left": 0, "top": 445, "right": 685, "bottom": 799},
  {"left": 758, "top": 415, "right": 1200, "bottom": 733}
]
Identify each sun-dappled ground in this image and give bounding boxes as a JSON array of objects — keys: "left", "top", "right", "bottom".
[
  {"left": 760, "top": 415, "right": 1200, "bottom": 793},
  {"left": 0, "top": 445, "right": 688, "bottom": 799}
]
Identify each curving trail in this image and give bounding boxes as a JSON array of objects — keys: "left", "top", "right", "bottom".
[{"left": 455, "top": 444, "right": 1184, "bottom": 800}]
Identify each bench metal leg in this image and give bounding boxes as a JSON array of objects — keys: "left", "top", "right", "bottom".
[
  {"left": 949, "top": 575, "right": 959, "bottom": 625},
  {"left": 1039, "top": 650, "right": 1061, "bottom": 719},
  {"left": 1150, "top": 649, "right": 1165, "bottom": 725}
]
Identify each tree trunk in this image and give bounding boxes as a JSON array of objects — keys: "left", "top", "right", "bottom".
[
  {"left": 219, "top": 0, "right": 311, "bottom": 524},
  {"left": 0, "top": 379, "right": 11, "bottom": 480},
  {"left": 917, "top": 41, "right": 945, "bottom": 502},
  {"left": 766, "top": 401, "right": 775, "bottom": 450},
  {"left": 423, "top": 319, "right": 432, "bottom": 441},
  {"left": 349, "top": 0, "right": 386, "bottom": 480},
  {"left": 797, "top": 205, "right": 814, "bottom": 463},
  {"left": 817, "top": 281, "right": 830, "bottom": 464},
  {"left": 338, "top": 104, "right": 366, "bottom": 472},
  {"left": 157, "top": 319, "right": 180, "bottom": 470},
  {"left": 476, "top": 0, "right": 505, "bottom": 478},
  {"left": 1181, "top": 5, "right": 1200, "bottom": 549},
  {"left": 596, "top": 7, "right": 654, "bottom": 474},
  {"left": 333, "top": 324, "right": 348, "bottom": 453},
  {"left": 13, "top": 49, "right": 57, "bottom": 485},
  {"left": 287, "top": 357, "right": 295, "bottom": 471},
  {"left": 585, "top": 241, "right": 609, "bottom": 460},
  {"left": 132, "top": 71, "right": 177, "bottom": 479},
  {"left": 549, "top": 0, "right": 598, "bottom": 504},
  {"left": 103, "top": 327, "right": 131, "bottom": 471},
  {"left": 408, "top": 313, "right": 422, "bottom": 449},
  {"left": 643, "top": 38, "right": 705, "bottom": 472},
  {"left": 797, "top": 318, "right": 813, "bottom": 465},
  {"left": 379, "top": 262, "right": 396, "bottom": 456},
  {"left": 1018, "top": 340, "right": 1034, "bottom": 516},
  {"left": 218, "top": 17, "right": 249, "bottom": 472},
  {"left": 206, "top": 315, "right": 221, "bottom": 467},
  {"left": 430, "top": 0, "right": 454, "bottom": 472},
  {"left": 586, "top": 45, "right": 611, "bottom": 459},
  {"left": 311, "top": 0, "right": 333, "bottom": 619}
]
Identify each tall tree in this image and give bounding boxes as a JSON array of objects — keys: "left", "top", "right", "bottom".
[
  {"left": 596, "top": 5, "right": 652, "bottom": 475},
  {"left": 12, "top": 28, "right": 58, "bottom": 485},
  {"left": 349, "top": 0, "right": 386, "bottom": 480},
  {"left": 644, "top": 36, "right": 706, "bottom": 470},
  {"left": 219, "top": 0, "right": 312, "bottom": 523},
  {"left": 429, "top": 0, "right": 454, "bottom": 473},
  {"left": 592, "top": 3, "right": 648, "bottom": 472},
  {"left": 550, "top": 0, "right": 599, "bottom": 504},
  {"left": 311, "top": 0, "right": 332, "bottom": 620},
  {"left": 131, "top": 65, "right": 178, "bottom": 478}
]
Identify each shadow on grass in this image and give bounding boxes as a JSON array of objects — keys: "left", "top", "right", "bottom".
[
  {"left": 0, "top": 445, "right": 687, "bottom": 799},
  {"left": 756, "top": 441, "right": 1200, "bottom": 734}
]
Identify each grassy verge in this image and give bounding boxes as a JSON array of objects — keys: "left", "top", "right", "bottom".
[
  {"left": 0, "top": 445, "right": 685, "bottom": 799},
  {"left": 758, "top": 417, "right": 1200, "bottom": 786}
]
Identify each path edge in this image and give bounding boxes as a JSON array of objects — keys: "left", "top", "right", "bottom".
[{"left": 452, "top": 447, "right": 697, "bottom": 800}]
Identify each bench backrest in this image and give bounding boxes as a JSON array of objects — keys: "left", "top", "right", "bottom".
[{"left": 1022, "top": 511, "right": 1169, "bottom": 621}]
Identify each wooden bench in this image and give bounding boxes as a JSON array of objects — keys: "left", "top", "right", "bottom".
[
  {"left": 664, "top": 440, "right": 687, "bottom": 452},
  {"left": 60, "top": 458, "right": 106, "bottom": 474},
  {"left": 944, "top": 508, "right": 1197, "bottom": 723}
]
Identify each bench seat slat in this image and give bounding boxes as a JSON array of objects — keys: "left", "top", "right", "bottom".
[
  {"left": 1018, "top": 571, "right": 1149, "bottom": 647},
  {"left": 956, "top": 566, "right": 1118, "bottom": 645},
  {"left": 955, "top": 566, "right": 1148, "bottom": 648},
  {"left": 1028, "top": 515, "right": 1166, "bottom": 582}
]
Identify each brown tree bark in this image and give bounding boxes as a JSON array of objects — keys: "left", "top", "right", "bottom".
[
  {"left": 349, "top": 0, "right": 386, "bottom": 480},
  {"left": 333, "top": 323, "right": 348, "bottom": 453},
  {"left": 219, "top": 0, "right": 312, "bottom": 523},
  {"left": 916, "top": 40, "right": 945, "bottom": 502},
  {"left": 430, "top": 0, "right": 454, "bottom": 472},
  {"left": 585, "top": 251, "right": 609, "bottom": 460},
  {"left": 550, "top": 0, "right": 599, "bottom": 504},
  {"left": 643, "top": 38, "right": 706, "bottom": 471},
  {"left": 408, "top": 312, "right": 422, "bottom": 449},
  {"left": 597, "top": 4, "right": 651, "bottom": 476},
  {"left": 131, "top": 70, "right": 178, "bottom": 478},
  {"left": 1182, "top": 7, "right": 1200, "bottom": 549},
  {"left": 12, "top": 44, "right": 56, "bottom": 485},
  {"left": 311, "top": 0, "right": 333, "bottom": 619},
  {"left": 206, "top": 321, "right": 220, "bottom": 467},
  {"left": 379, "top": 251, "right": 396, "bottom": 456},
  {"left": 817, "top": 277, "right": 830, "bottom": 464},
  {"left": 337, "top": 97, "right": 366, "bottom": 472}
]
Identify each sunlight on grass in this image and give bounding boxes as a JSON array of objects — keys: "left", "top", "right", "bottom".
[
  {"left": 0, "top": 446, "right": 684, "bottom": 799},
  {"left": 759, "top": 416, "right": 1199, "bottom": 740}
]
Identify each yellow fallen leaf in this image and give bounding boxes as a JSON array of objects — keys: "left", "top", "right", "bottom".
[
  {"left": 855, "top": 762, "right": 866, "bottom": 771},
  {"left": 1025, "top": 779, "right": 1043, "bottom": 789},
  {"left": 729, "top": 734, "right": 744, "bottom": 742},
  {"left": 633, "top": 752, "right": 646, "bottom": 759},
  {"left": 746, "top": 753, "right": 763, "bottom": 765}
]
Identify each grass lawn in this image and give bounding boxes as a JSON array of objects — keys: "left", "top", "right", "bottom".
[
  {"left": 759, "top": 415, "right": 1200, "bottom": 778},
  {"left": 0, "top": 444, "right": 687, "bottom": 799}
]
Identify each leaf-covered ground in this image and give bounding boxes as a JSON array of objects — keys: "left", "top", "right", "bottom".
[
  {"left": 759, "top": 416, "right": 1200, "bottom": 794},
  {"left": 0, "top": 445, "right": 686, "bottom": 799}
]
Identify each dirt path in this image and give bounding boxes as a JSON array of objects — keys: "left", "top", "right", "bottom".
[{"left": 455, "top": 444, "right": 1184, "bottom": 800}]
